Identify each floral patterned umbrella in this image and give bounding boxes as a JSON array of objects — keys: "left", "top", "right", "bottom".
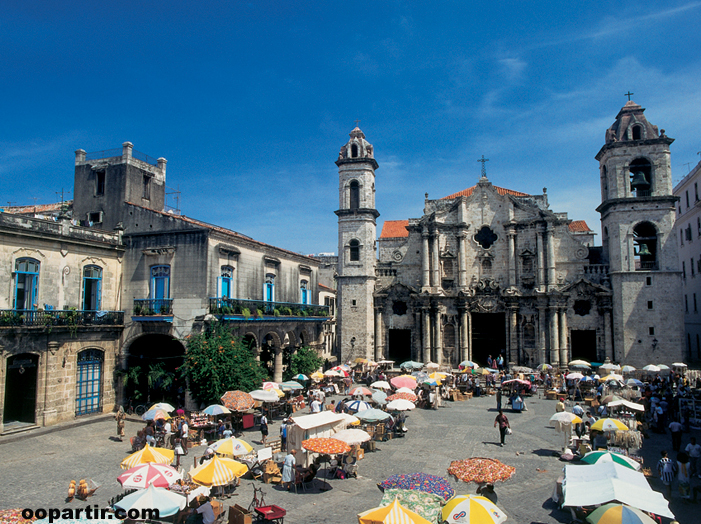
[
  {"left": 0, "top": 509, "right": 36, "bottom": 523},
  {"left": 386, "top": 391, "right": 417, "bottom": 402},
  {"left": 447, "top": 458, "right": 515, "bottom": 484},
  {"left": 301, "top": 437, "right": 351, "bottom": 455},
  {"left": 220, "top": 390, "right": 255, "bottom": 411},
  {"left": 379, "top": 473, "right": 455, "bottom": 501}
]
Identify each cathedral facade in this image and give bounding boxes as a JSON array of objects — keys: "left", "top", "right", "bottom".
[{"left": 335, "top": 101, "right": 684, "bottom": 369}]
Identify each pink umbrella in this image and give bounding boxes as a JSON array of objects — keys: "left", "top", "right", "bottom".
[
  {"left": 262, "top": 381, "right": 280, "bottom": 390},
  {"left": 117, "top": 463, "right": 182, "bottom": 489},
  {"left": 350, "top": 387, "right": 373, "bottom": 396},
  {"left": 391, "top": 376, "right": 418, "bottom": 389}
]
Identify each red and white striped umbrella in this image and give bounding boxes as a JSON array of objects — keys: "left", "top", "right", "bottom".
[{"left": 117, "top": 463, "right": 182, "bottom": 489}]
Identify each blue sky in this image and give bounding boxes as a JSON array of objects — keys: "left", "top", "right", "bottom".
[{"left": 3, "top": 1, "right": 701, "bottom": 255}]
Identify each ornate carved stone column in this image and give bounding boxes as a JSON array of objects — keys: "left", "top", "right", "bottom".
[
  {"left": 422, "top": 229, "right": 430, "bottom": 289},
  {"left": 458, "top": 307, "right": 469, "bottom": 362},
  {"left": 537, "top": 306, "right": 547, "bottom": 364},
  {"left": 509, "top": 306, "right": 519, "bottom": 365},
  {"left": 547, "top": 224, "right": 556, "bottom": 290},
  {"left": 457, "top": 231, "right": 467, "bottom": 288},
  {"left": 422, "top": 307, "right": 431, "bottom": 363},
  {"left": 431, "top": 230, "right": 440, "bottom": 288},
  {"left": 600, "top": 300, "right": 614, "bottom": 362},
  {"left": 536, "top": 229, "right": 545, "bottom": 291},
  {"left": 559, "top": 307, "right": 568, "bottom": 365},
  {"left": 549, "top": 306, "right": 560, "bottom": 366},
  {"left": 433, "top": 307, "right": 443, "bottom": 365},
  {"left": 507, "top": 228, "right": 516, "bottom": 287},
  {"left": 374, "top": 306, "right": 384, "bottom": 361}
]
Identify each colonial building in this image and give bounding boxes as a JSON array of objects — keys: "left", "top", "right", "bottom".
[
  {"left": 336, "top": 100, "right": 684, "bottom": 368},
  {"left": 674, "top": 158, "right": 701, "bottom": 364}
]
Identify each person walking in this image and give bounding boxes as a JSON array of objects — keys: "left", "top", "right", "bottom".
[
  {"left": 677, "top": 451, "right": 692, "bottom": 500},
  {"left": 496, "top": 388, "right": 502, "bottom": 411},
  {"left": 280, "top": 418, "right": 288, "bottom": 452},
  {"left": 115, "top": 406, "right": 126, "bottom": 442},
  {"left": 657, "top": 450, "right": 677, "bottom": 499},
  {"left": 281, "top": 449, "right": 297, "bottom": 491},
  {"left": 685, "top": 437, "right": 701, "bottom": 478},
  {"left": 260, "top": 413, "right": 269, "bottom": 445},
  {"left": 669, "top": 419, "right": 683, "bottom": 452},
  {"left": 494, "top": 409, "right": 510, "bottom": 447}
]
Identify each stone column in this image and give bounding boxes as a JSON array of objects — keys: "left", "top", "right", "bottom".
[
  {"left": 547, "top": 224, "right": 556, "bottom": 290},
  {"left": 43, "top": 342, "right": 60, "bottom": 427},
  {"left": 559, "top": 308, "right": 569, "bottom": 365},
  {"left": 374, "top": 307, "right": 383, "bottom": 361},
  {"left": 536, "top": 229, "right": 545, "bottom": 291},
  {"left": 537, "top": 307, "right": 547, "bottom": 364},
  {"left": 549, "top": 307, "right": 560, "bottom": 366},
  {"left": 509, "top": 307, "right": 519, "bottom": 365},
  {"left": 457, "top": 231, "right": 467, "bottom": 288},
  {"left": 422, "top": 307, "right": 431, "bottom": 363},
  {"left": 602, "top": 305, "right": 613, "bottom": 362},
  {"left": 273, "top": 348, "right": 284, "bottom": 383},
  {"left": 422, "top": 230, "right": 430, "bottom": 289},
  {"left": 507, "top": 229, "right": 516, "bottom": 287},
  {"left": 431, "top": 230, "right": 440, "bottom": 287},
  {"left": 434, "top": 308, "right": 443, "bottom": 365}
]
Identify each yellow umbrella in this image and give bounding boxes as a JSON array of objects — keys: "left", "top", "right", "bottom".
[
  {"left": 189, "top": 456, "right": 248, "bottom": 487},
  {"left": 355, "top": 358, "right": 369, "bottom": 364},
  {"left": 442, "top": 495, "right": 507, "bottom": 524},
  {"left": 211, "top": 437, "right": 253, "bottom": 457},
  {"left": 429, "top": 372, "right": 449, "bottom": 380},
  {"left": 121, "top": 443, "right": 174, "bottom": 469},
  {"left": 358, "top": 498, "right": 432, "bottom": 524},
  {"left": 591, "top": 418, "right": 629, "bottom": 432},
  {"left": 311, "top": 371, "right": 325, "bottom": 381}
]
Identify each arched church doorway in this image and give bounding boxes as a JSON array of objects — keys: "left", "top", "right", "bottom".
[
  {"left": 471, "top": 313, "right": 506, "bottom": 366},
  {"left": 3, "top": 353, "right": 39, "bottom": 426},
  {"left": 388, "top": 329, "right": 411, "bottom": 363},
  {"left": 126, "top": 335, "right": 185, "bottom": 406}
]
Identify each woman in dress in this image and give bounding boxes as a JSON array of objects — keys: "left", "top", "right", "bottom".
[
  {"left": 281, "top": 449, "right": 297, "bottom": 490},
  {"left": 260, "top": 413, "right": 269, "bottom": 445},
  {"left": 494, "top": 409, "right": 510, "bottom": 447},
  {"left": 115, "top": 406, "right": 126, "bottom": 441}
]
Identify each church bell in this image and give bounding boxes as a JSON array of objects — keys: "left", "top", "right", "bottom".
[
  {"left": 630, "top": 171, "right": 650, "bottom": 191},
  {"left": 636, "top": 243, "right": 652, "bottom": 256}
]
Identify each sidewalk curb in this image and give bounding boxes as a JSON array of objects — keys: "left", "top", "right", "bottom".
[{"left": 0, "top": 412, "right": 114, "bottom": 446}]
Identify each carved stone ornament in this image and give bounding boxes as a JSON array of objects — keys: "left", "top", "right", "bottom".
[
  {"left": 143, "top": 247, "right": 176, "bottom": 256},
  {"left": 392, "top": 250, "right": 403, "bottom": 262},
  {"left": 476, "top": 296, "right": 498, "bottom": 312},
  {"left": 473, "top": 277, "right": 500, "bottom": 293}
]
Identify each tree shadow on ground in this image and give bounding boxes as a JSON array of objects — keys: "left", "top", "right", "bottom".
[
  {"left": 482, "top": 441, "right": 503, "bottom": 447},
  {"left": 532, "top": 448, "right": 560, "bottom": 457}
]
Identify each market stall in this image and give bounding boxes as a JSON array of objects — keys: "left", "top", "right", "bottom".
[{"left": 286, "top": 411, "right": 347, "bottom": 466}]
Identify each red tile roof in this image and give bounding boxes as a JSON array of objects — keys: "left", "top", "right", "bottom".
[
  {"left": 380, "top": 220, "right": 409, "bottom": 238},
  {"left": 441, "top": 185, "right": 529, "bottom": 200},
  {"left": 2, "top": 201, "right": 72, "bottom": 214},
  {"left": 319, "top": 283, "right": 336, "bottom": 291},
  {"left": 569, "top": 220, "right": 592, "bottom": 233}
]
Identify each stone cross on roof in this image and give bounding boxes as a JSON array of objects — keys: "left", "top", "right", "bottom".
[{"left": 478, "top": 155, "right": 489, "bottom": 178}]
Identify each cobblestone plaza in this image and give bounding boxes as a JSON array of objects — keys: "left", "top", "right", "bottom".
[{"left": 0, "top": 392, "right": 696, "bottom": 523}]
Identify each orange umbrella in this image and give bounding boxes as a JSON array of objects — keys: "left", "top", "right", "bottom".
[
  {"left": 386, "top": 392, "right": 417, "bottom": 402},
  {"left": 448, "top": 458, "right": 515, "bottom": 484},
  {"left": 301, "top": 437, "right": 351, "bottom": 455},
  {"left": 221, "top": 390, "right": 255, "bottom": 411}
]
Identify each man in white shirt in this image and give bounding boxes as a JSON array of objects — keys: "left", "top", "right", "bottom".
[
  {"left": 310, "top": 398, "right": 322, "bottom": 413},
  {"left": 686, "top": 436, "right": 701, "bottom": 477},
  {"left": 163, "top": 420, "right": 172, "bottom": 449}
]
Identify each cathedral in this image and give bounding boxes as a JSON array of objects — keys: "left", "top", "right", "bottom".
[{"left": 335, "top": 101, "right": 684, "bottom": 369}]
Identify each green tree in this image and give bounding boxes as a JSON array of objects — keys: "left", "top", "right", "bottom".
[
  {"left": 181, "top": 322, "right": 268, "bottom": 405},
  {"left": 283, "top": 346, "right": 323, "bottom": 381}
]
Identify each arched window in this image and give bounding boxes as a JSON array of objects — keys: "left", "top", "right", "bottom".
[
  {"left": 629, "top": 158, "right": 652, "bottom": 197},
  {"left": 351, "top": 143, "right": 358, "bottom": 158},
  {"left": 219, "top": 266, "right": 234, "bottom": 299},
  {"left": 14, "top": 258, "right": 40, "bottom": 310},
  {"left": 349, "top": 180, "right": 360, "bottom": 210},
  {"left": 300, "top": 280, "right": 309, "bottom": 304},
  {"left": 82, "top": 265, "right": 102, "bottom": 311},
  {"left": 349, "top": 240, "right": 360, "bottom": 262},
  {"left": 264, "top": 274, "right": 275, "bottom": 302},
  {"left": 76, "top": 349, "right": 103, "bottom": 416},
  {"left": 633, "top": 222, "right": 658, "bottom": 270},
  {"left": 632, "top": 125, "right": 642, "bottom": 140}
]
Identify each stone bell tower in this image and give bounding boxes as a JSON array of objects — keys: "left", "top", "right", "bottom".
[
  {"left": 596, "top": 100, "right": 683, "bottom": 365},
  {"left": 335, "top": 127, "right": 379, "bottom": 363}
]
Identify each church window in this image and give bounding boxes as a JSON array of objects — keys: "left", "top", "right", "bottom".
[
  {"left": 685, "top": 295, "right": 688, "bottom": 312},
  {"left": 686, "top": 190, "right": 690, "bottom": 208},
  {"left": 574, "top": 300, "right": 591, "bottom": 316},
  {"left": 629, "top": 158, "right": 652, "bottom": 197},
  {"left": 697, "top": 217, "right": 701, "bottom": 237},
  {"left": 143, "top": 175, "right": 151, "bottom": 200},
  {"left": 692, "top": 258, "right": 696, "bottom": 277},
  {"left": 523, "top": 324, "right": 535, "bottom": 348},
  {"left": 695, "top": 293, "right": 698, "bottom": 313},
  {"left": 646, "top": 276, "right": 652, "bottom": 286},
  {"left": 349, "top": 239, "right": 360, "bottom": 262},
  {"left": 633, "top": 222, "right": 657, "bottom": 270},
  {"left": 649, "top": 327, "right": 655, "bottom": 336},
  {"left": 632, "top": 125, "right": 642, "bottom": 140},
  {"left": 647, "top": 301, "right": 653, "bottom": 310},
  {"left": 474, "top": 226, "right": 498, "bottom": 249},
  {"left": 683, "top": 261, "right": 687, "bottom": 279},
  {"left": 351, "top": 143, "right": 358, "bottom": 158},
  {"left": 681, "top": 230, "right": 684, "bottom": 246},
  {"left": 393, "top": 301, "right": 407, "bottom": 315},
  {"left": 95, "top": 170, "right": 105, "bottom": 196},
  {"left": 697, "top": 259, "right": 701, "bottom": 274},
  {"left": 522, "top": 257, "right": 534, "bottom": 274},
  {"left": 696, "top": 183, "right": 699, "bottom": 202},
  {"left": 349, "top": 180, "right": 360, "bottom": 210},
  {"left": 697, "top": 334, "right": 700, "bottom": 358},
  {"left": 352, "top": 299, "right": 356, "bottom": 306}
]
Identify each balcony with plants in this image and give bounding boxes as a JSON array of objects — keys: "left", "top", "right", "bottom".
[
  {"left": 209, "top": 297, "right": 330, "bottom": 322},
  {"left": 0, "top": 308, "right": 125, "bottom": 333},
  {"left": 132, "top": 299, "right": 174, "bottom": 322}
]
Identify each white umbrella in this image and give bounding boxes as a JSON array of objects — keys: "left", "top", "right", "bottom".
[
  {"left": 386, "top": 399, "right": 416, "bottom": 411},
  {"left": 203, "top": 404, "right": 231, "bottom": 415},
  {"left": 149, "top": 402, "right": 175, "bottom": 412},
  {"left": 338, "top": 412, "right": 360, "bottom": 425},
  {"left": 599, "top": 363, "right": 619, "bottom": 371},
  {"left": 396, "top": 387, "right": 416, "bottom": 394},
  {"left": 114, "top": 484, "right": 186, "bottom": 518},
  {"left": 657, "top": 364, "right": 670, "bottom": 370},
  {"left": 370, "top": 380, "right": 391, "bottom": 390},
  {"left": 604, "top": 373, "right": 624, "bottom": 382},
  {"left": 249, "top": 389, "right": 279, "bottom": 402},
  {"left": 672, "top": 362, "right": 688, "bottom": 368},
  {"left": 332, "top": 428, "right": 372, "bottom": 445},
  {"left": 621, "top": 365, "right": 636, "bottom": 373},
  {"left": 425, "top": 362, "right": 440, "bottom": 369},
  {"left": 642, "top": 365, "right": 660, "bottom": 372},
  {"left": 549, "top": 412, "right": 583, "bottom": 425},
  {"left": 346, "top": 400, "right": 372, "bottom": 413},
  {"left": 569, "top": 360, "right": 591, "bottom": 368},
  {"left": 566, "top": 372, "right": 585, "bottom": 380}
]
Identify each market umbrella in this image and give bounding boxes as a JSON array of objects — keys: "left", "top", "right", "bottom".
[
  {"left": 294, "top": 373, "right": 309, "bottom": 381},
  {"left": 148, "top": 402, "right": 175, "bottom": 412},
  {"left": 121, "top": 444, "right": 174, "bottom": 469},
  {"left": 355, "top": 358, "right": 369, "bottom": 364},
  {"left": 372, "top": 390, "right": 388, "bottom": 405},
  {"left": 0, "top": 509, "right": 38, "bottom": 523},
  {"left": 203, "top": 404, "right": 231, "bottom": 416},
  {"left": 211, "top": 437, "right": 254, "bottom": 457},
  {"left": 599, "top": 363, "right": 620, "bottom": 372},
  {"left": 511, "top": 365, "right": 534, "bottom": 374},
  {"left": 346, "top": 400, "right": 372, "bottom": 413},
  {"left": 412, "top": 371, "right": 430, "bottom": 382},
  {"left": 358, "top": 498, "right": 432, "bottom": 524},
  {"left": 332, "top": 428, "right": 372, "bottom": 446},
  {"left": 396, "top": 387, "right": 417, "bottom": 395},
  {"left": 585, "top": 503, "right": 656, "bottom": 524},
  {"left": 311, "top": 371, "right": 325, "bottom": 381},
  {"left": 642, "top": 365, "right": 660, "bottom": 372},
  {"left": 350, "top": 386, "right": 374, "bottom": 396},
  {"left": 603, "top": 373, "right": 624, "bottom": 382},
  {"left": 249, "top": 389, "right": 280, "bottom": 402},
  {"left": 117, "top": 463, "right": 182, "bottom": 489},
  {"left": 302, "top": 437, "right": 351, "bottom": 455},
  {"left": 429, "top": 372, "right": 450, "bottom": 380},
  {"left": 459, "top": 360, "right": 480, "bottom": 369},
  {"left": 537, "top": 363, "right": 553, "bottom": 371},
  {"left": 621, "top": 366, "right": 636, "bottom": 373},
  {"left": 580, "top": 451, "right": 641, "bottom": 471},
  {"left": 608, "top": 399, "right": 644, "bottom": 412},
  {"left": 386, "top": 391, "right": 418, "bottom": 402},
  {"left": 189, "top": 456, "right": 247, "bottom": 487},
  {"left": 261, "top": 381, "right": 280, "bottom": 390},
  {"left": 141, "top": 408, "right": 170, "bottom": 421},
  {"left": 400, "top": 361, "right": 424, "bottom": 370},
  {"left": 566, "top": 372, "right": 585, "bottom": 380},
  {"left": 371, "top": 380, "right": 392, "bottom": 390},
  {"left": 601, "top": 394, "right": 624, "bottom": 405},
  {"left": 591, "top": 418, "right": 629, "bottom": 432},
  {"left": 339, "top": 412, "right": 361, "bottom": 426},
  {"left": 380, "top": 473, "right": 455, "bottom": 501},
  {"left": 386, "top": 399, "right": 415, "bottom": 411},
  {"left": 447, "top": 458, "right": 515, "bottom": 485},
  {"left": 569, "top": 360, "right": 591, "bottom": 367},
  {"left": 356, "top": 408, "right": 393, "bottom": 422},
  {"left": 625, "top": 379, "right": 643, "bottom": 387},
  {"left": 221, "top": 390, "right": 255, "bottom": 412},
  {"left": 442, "top": 495, "right": 508, "bottom": 524},
  {"left": 549, "top": 412, "right": 583, "bottom": 425},
  {"left": 423, "top": 378, "right": 440, "bottom": 387},
  {"left": 391, "top": 375, "right": 418, "bottom": 389},
  {"left": 425, "top": 362, "right": 440, "bottom": 369},
  {"left": 501, "top": 378, "right": 531, "bottom": 386},
  {"left": 278, "top": 380, "right": 304, "bottom": 391},
  {"left": 324, "top": 369, "right": 344, "bottom": 377},
  {"left": 114, "top": 484, "right": 186, "bottom": 518},
  {"left": 672, "top": 362, "right": 688, "bottom": 368}
]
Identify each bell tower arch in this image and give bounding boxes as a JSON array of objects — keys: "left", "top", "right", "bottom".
[{"left": 335, "top": 127, "right": 379, "bottom": 362}]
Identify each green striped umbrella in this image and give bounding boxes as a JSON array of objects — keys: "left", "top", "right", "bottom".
[{"left": 580, "top": 451, "right": 641, "bottom": 470}]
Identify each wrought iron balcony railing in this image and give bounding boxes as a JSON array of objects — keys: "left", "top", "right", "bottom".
[
  {"left": 209, "top": 297, "right": 330, "bottom": 318},
  {"left": 0, "top": 309, "right": 124, "bottom": 328},
  {"left": 133, "top": 299, "right": 174, "bottom": 316}
]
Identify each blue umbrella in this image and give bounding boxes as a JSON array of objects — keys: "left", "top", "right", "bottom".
[
  {"left": 372, "top": 390, "right": 388, "bottom": 405},
  {"left": 400, "top": 360, "right": 424, "bottom": 370},
  {"left": 114, "top": 484, "right": 187, "bottom": 518},
  {"left": 294, "top": 373, "right": 309, "bottom": 381},
  {"left": 203, "top": 404, "right": 231, "bottom": 415},
  {"left": 279, "top": 380, "right": 304, "bottom": 391},
  {"left": 346, "top": 400, "right": 372, "bottom": 413},
  {"left": 356, "top": 408, "right": 392, "bottom": 422}
]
